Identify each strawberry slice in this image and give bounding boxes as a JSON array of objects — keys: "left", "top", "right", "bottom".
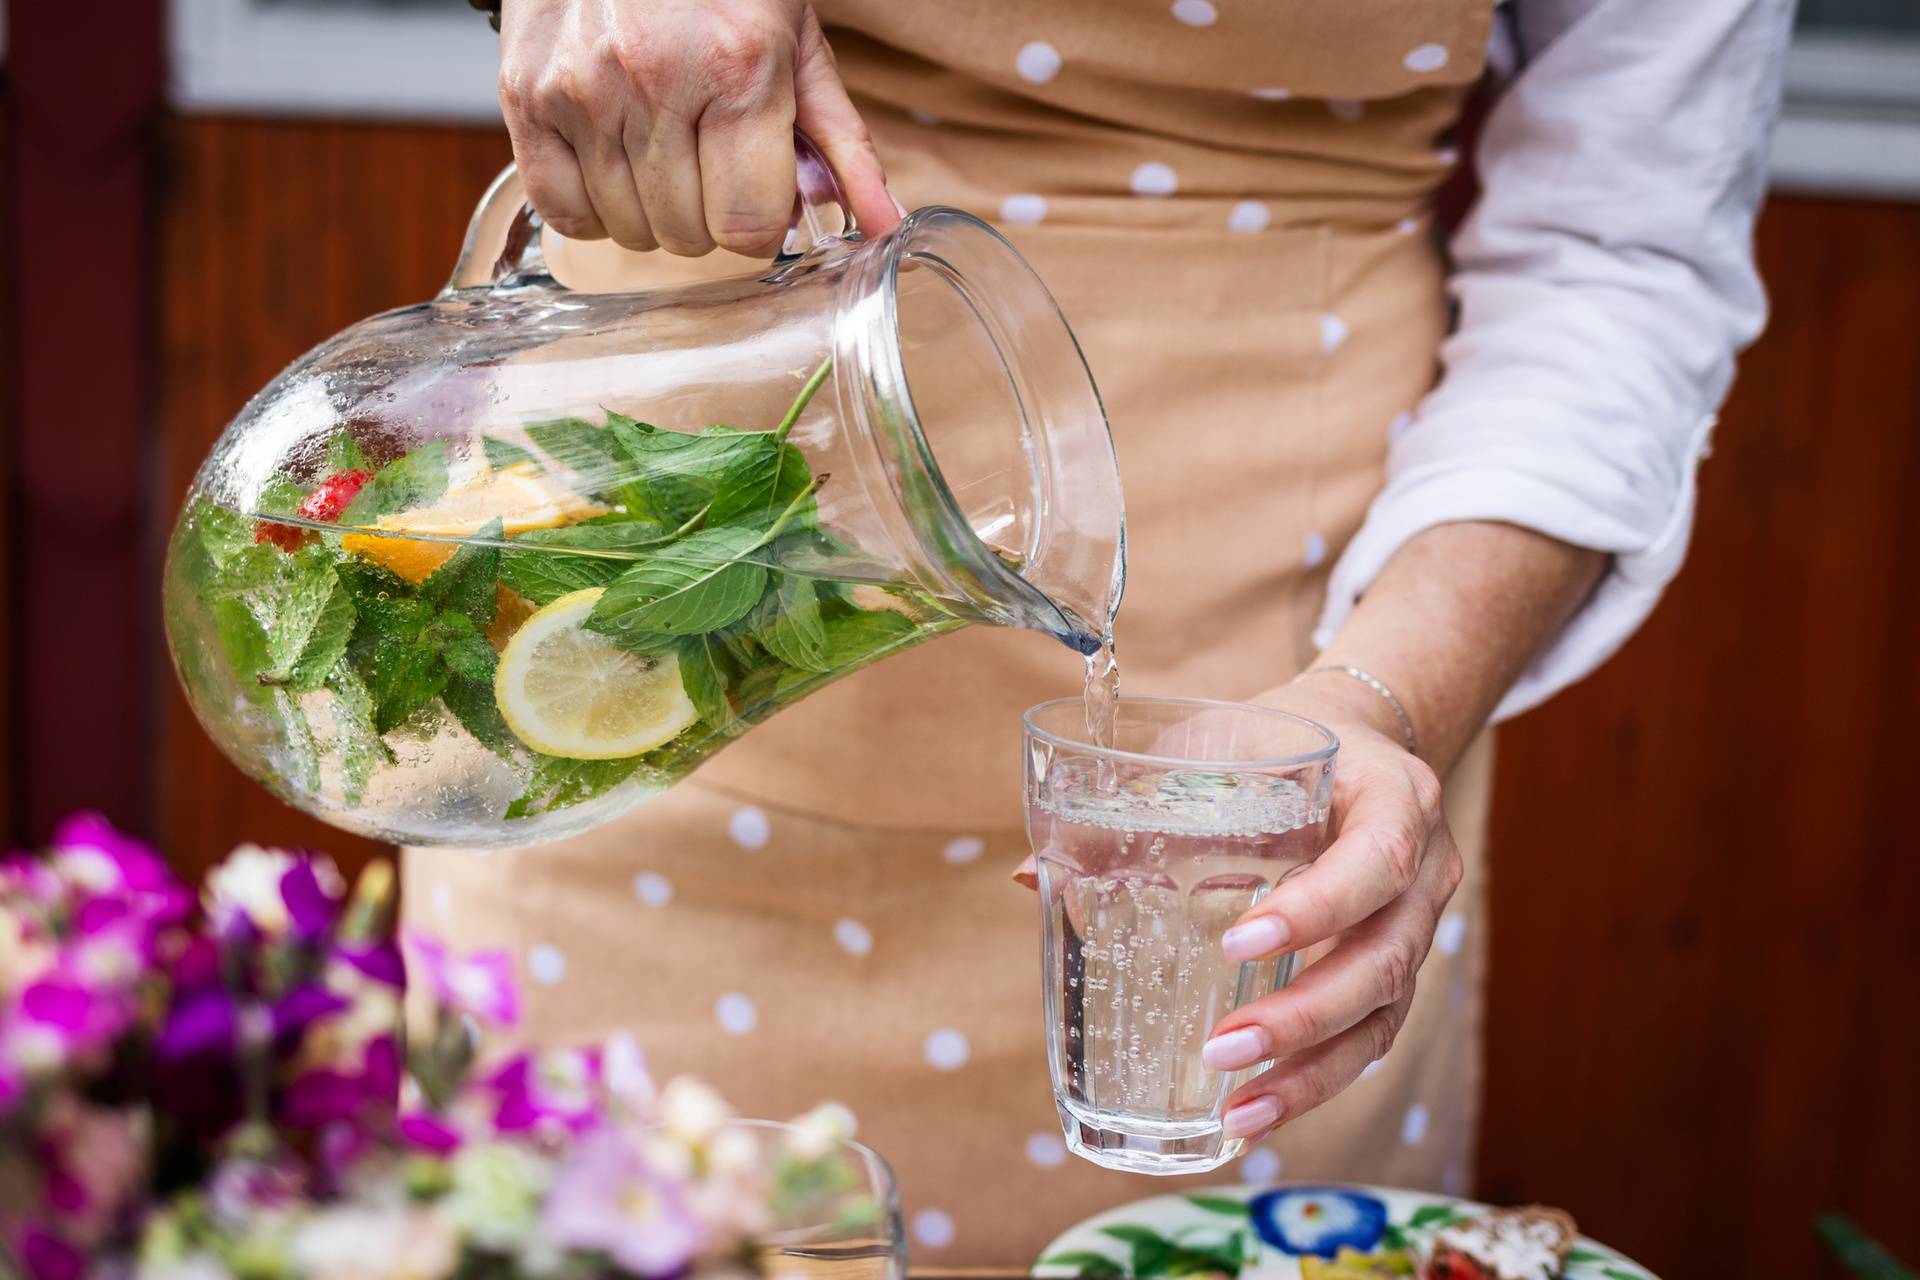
[{"left": 256, "top": 467, "right": 373, "bottom": 551}]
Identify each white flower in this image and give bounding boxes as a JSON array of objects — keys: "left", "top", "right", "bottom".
[
  {"left": 137, "top": 1254, "right": 235, "bottom": 1280},
  {"left": 601, "top": 1031, "right": 656, "bottom": 1117},
  {"left": 442, "top": 1142, "right": 553, "bottom": 1253},
  {"left": 658, "top": 1076, "right": 732, "bottom": 1147},
  {"left": 204, "top": 845, "right": 337, "bottom": 934},
  {"left": 288, "top": 1205, "right": 456, "bottom": 1280},
  {"left": 706, "top": 1126, "right": 760, "bottom": 1176},
  {"left": 785, "top": 1103, "right": 855, "bottom": 1161}
]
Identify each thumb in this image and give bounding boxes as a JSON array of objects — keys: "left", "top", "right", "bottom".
[{"left": 793, "top": 7, "right": 901, "bottom": 239}]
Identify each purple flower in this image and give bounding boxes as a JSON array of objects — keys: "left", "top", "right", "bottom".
[
  {"left": 543, "top": 1128, "right": 703, "bottom": 1277},
  {"left": 271, "top": 984, "right": 350, "bottom": 1043},
  {"left": 48, "top": 814, "right": 170, "bottom": 897},
  {"left": 404, "top": 932, "right": 518, "bottom": 1027},
  {"left": 155, "top": 989, "right": 237, "bottom": 1062},
  {"left": 486, "top": 1049, "right": 603, "bottom": 1137},
  {"left": 398, "top": 1109, "right": 464, "bottom": 1155},
  {"left": 279, "top": 860, "right": 340, "bottom": 938},
  {"left": 280, "top": 1035, "right": 399, "bottom": 1129},
  {"left": 334, "top": 940, "right": 405, "bottom": 989},
  {"left": 19, "top": 1228, "right": 84, "bottom": 1280}
]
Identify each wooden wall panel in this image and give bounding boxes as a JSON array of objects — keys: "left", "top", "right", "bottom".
[
  {"left": 155, "top": 117, "right": 512, "bottom": 881},
  {"left": 148, "top": 115, "right": 1920, "bottom": 1276},
  {"left": 1478, "top": 196, "right": 1920, "bottom": 1277}
]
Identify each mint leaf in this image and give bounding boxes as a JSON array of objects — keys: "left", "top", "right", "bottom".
[
  {"left": 606, "top": 420, "right": 753, "bottom": 525},
  {"left": 287, "top": 581, "right": 358, "bottom": 692},
  {"left": 588, "top": 526, "right": 770, "bottom": 638},
  {"left": 256, "top": 474, "right": 309, "bottom": 520},
  {"left": 193, "top": 502, "right": 255, "bottom": 568},
  {"left": 205, "top": 544, "right": 284, "bottom": 598},
  {"left": 442, "top": 675, "right": 514, "bottom": 761},
  {"left": 266, "top": 547, "right": 346, "bottom": 675},
  {"left": 337, "top": 561, "right": 436, "bottom": 636},
  {"left": 210, "top": 597, "right": 272, "bottom": 704},
  {"left": 481, "top": 434, "right": 541, "bottom": 472},
  {"left": 676, "top": 634, "right": 735, "bottom": 730},
  {"left": 1185, "top": 1197, "right": 1248, "bottom": 1218},
  {"left": 368, "top": 631, "right": 449, "bottom": 734},
  {"left": 497, "top": 548, "right": 625, "bottom": 606},
  {"left": 421, "top": 518, "right": 503, "bottom": 624},
  {"left": 341, "top": 442, "right": 448, "bottom": 525},
  {"left": 751, "top": 574, "right": 829, "bottom": 672},
  {"left": 527, "top": 417, "right": 623, "bottom": 496},
  {"left": 275, "top": 690, "right": 319, "bottom": 793},
  {"left": 816, "top": 604, "right": 920, "bottom": 668},
  {"left": 326, "top": 666, "right": 385, "bottom": 805},
  {"left": 510, "top": 518, "right": 674, "bottom": 554},
  {"left": 506, "top": 753, "right": 649, "bottom": 820},
  {"left": 325, "top": 432, "right": 371, "bottom": 475},
  {"left": 432, "top": 612, "right": 498, "bottom": 682},
  {"left": 707, "top": 436, "right": 810, "bottom": 525}
]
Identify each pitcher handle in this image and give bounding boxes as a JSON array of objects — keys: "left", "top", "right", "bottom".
[{"left": 445, "top": 129, "right": 860, "bottom": 292}]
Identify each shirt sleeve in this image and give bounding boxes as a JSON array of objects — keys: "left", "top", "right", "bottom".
[{"left": 1311, "top": 0, "right": 1796, "bottom": 720}]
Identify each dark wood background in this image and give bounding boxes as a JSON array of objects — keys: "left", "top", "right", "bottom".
[{"left": 6, "top": 87, "right": 1920, "bottom": 1280}]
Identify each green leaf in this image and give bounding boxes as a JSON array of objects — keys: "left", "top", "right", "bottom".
[
  {"left": 588, "top": 526, "right": 770, "bottom": 639},
  {"left": 1100, "top": 1227, "right": 1173, "bottom": 1278},
  {"left": 287, "top": 582, "right": 358, "bottom": 692},
  {"left": 707, "top": 436, "right": 811, "bottom": 525},
  {"left": 481, "top": 434, "right": 542, "bottom": 472},
  {"left": 1184, "top": 1197, "right": 1249, "bottom": 1218},
  {"left": 193, "top": 502, "right": 256, "bottom": 568},
  {"left": 1409, "top": 1204, "right": 1466, "bottom": 1230},
  {"left": 326, "top": 667, "right": 384, "bottom": 805},
  {"left": 506, "top": 753, "right": 649, "bottom": 820},
  {"left": 265, "top": 547, "right": 347, "bottom": 675},
  {"left": 337, "top": 561, "right": 436, "bottom": 637},
  {"left": 526, "top": 417, "right": 624, "bottom": 496},
  {"left": 498, "top": 546, "right": 626, "bottom": 605},
  {"left": 256, "top": 473, "right": 309, "bottom": 519},
  {"left": 441, "top": 675, "right": 514, "bottom": 761},
  {"left": 1381, "top": 1225, "right": 1409, "bottom": 1252},
  {"left": 1599, "top": 1270, "right": 1648, "bottom": 1280},
  {"left": 204, "top": 543, "right": 284, "bottom": 598},
  {"left": 606, "top": 420, "right": 755, "bottom": 524},
  {"left": 275, "top": 690, "right": 319, "bottom": 793},
  {"left": 368, "top": 632, "right": 450, "bottom": 735},
  {"left": 420, "top": 518, "right": 503, "bottom": 624},
  {"left": 511, "top": 519, "right": 674, "bottom": 554},
  {"left": 1564, "top": 1250, "right": 1609, "bottom": 1264},
  {"left": 325, "top": 432, "right": 371, "bottom": 475},
  {"left": 675, "top": 634, "right": 735, "bottom": 730},
  {"left": 815, "top": 604, "right": 921, "bottom": 668},
  {"left": 1039, "top": 1253, "right": 1125, "bottom": 1279},
  {"left": 340, "top": 441, "right": 448, "bottom": 525},
  {"left": 751, "top": 574, "right": 830, "bottom": 672},
  {"left": 431, "top": 612, "right": 498, "bottom": 682},
  {"left": 209, "top": 597, "right": 273, "bottom": 704}
]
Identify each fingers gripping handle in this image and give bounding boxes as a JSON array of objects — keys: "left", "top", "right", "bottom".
[{"left": 445, "top": 130, "right": 860, "bottom": 292}]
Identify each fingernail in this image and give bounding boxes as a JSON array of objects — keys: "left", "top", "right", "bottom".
[
  {"left": 1221, "top": 916, "right": 1289, "bottom": 963},
  {"left": 891, "top": 194, "right": 909, "bottom": 217},
  {"left": 1201, "top": 1026, "right": 1268, "bottom": 1072},
  {"left": 1221, "top": 1096, "right": 1281, "bottom": 1140}
]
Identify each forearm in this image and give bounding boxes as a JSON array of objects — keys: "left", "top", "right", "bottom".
[{"left": 1296, "top": 521, "right": 1606, "bottom": 776}]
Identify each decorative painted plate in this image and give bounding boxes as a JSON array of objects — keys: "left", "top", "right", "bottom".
[{"left": 1034, "top": 1184, "right": 1660, "bottom": 1280}]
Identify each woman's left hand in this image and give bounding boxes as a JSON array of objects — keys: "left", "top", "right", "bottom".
[{"left": 1198, "top": 675, "right": 1464, "bottom": 1144}]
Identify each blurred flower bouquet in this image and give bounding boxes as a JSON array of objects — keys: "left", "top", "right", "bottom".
[{"left": 0, "top": 816, "right": 885, "bottom": 1280}]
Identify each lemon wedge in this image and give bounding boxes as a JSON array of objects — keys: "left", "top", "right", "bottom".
[
  {"left": 342, "top": 462, "right": 605, "bottom": 582},
  {"left": 494, "top": 588, "right": 697, "bottom": 760}
]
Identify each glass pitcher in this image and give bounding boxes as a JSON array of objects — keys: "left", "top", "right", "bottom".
[{"left": 163, "top": 138, "right": 1126, "bottom": 848}]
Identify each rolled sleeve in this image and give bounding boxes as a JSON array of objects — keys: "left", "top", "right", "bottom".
[{"left": 1312, "top": 0, "right": 1795, "bottom": 720}]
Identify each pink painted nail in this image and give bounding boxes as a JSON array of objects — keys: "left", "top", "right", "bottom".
[
  {"left": 1221, "top": 916, "right": 1289, "bottom": 963},
  {"left": 1221, "top": 1096, "right": 1282, "bottom": 1140},
  {"left": 1201, "top": 1026, "right": 1268, "bottom": 1072}
]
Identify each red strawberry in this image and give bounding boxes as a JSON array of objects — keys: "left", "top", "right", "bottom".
[{"left": 255, "top": 467, "right": 372, "bottom": 551}]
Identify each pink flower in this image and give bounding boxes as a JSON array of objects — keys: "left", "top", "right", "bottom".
[
  {"left": 485, "top": 1048, "right": 601, "bottom": 1138},
  {"left": 542, "top": 1128, "right": 703, "bottom": 1277},
  {"left": 404, "top": 932, "right": 518, "bottom": 1028}
]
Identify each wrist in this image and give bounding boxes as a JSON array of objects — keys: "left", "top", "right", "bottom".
[{"left": 1261, "top": 671, "right": 1410, "bottom": 752}]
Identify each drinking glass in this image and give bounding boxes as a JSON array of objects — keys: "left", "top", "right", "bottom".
[
  {"left": 731, "top": 1119, "right": 906, "bottom": 1280},
  {"left": 1023, "top": 696, "right": 1337, "bottom": 1175}
]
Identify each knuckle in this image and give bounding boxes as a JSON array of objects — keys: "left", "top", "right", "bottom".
[
  {"left": 711, "top": 210, "right": 787, "bottom": 253},
  {"left": 1365, "top": 1000, "right": 1409, "bottom": 1063},
  {"left": 1377, "top": 936, "right": 1419, "bottom": 1004},
  {"left": 1371, "top": 823, "right": 1422, "bottom": 891},
  {"left": 612, "top": 28, "right": 676, "bottom": 87},
  {"left": 1273, "top": 997, "right": 1325, "bottom": 1052},
  {"left": 1405, "top": 756, "right": 1444, "bottom": 819},
  {"left": 702, "top": 15, "right": 785, "bottom": 96}
]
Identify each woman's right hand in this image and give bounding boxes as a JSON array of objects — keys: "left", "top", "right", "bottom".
[{"left": 497, "top": 0, "right": 899, "bottom": 257}]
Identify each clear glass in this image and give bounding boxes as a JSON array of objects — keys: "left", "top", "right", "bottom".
[
  {"left": 724, "top": 1120, "right": 906, "bottom": 1280},
  {"left": 163, "top": 141, "right": 1124, "bottom": 847},
  {"left": 1023, "top": 696, "right": 1337, "bottom": 1175}
]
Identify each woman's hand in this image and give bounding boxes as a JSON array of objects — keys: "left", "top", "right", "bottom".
[
  {"left": 498, "top": 0, "right": 898, "bottom": 256},
  {"left": 1198, "top": 675, "right": 1464, "bottom": 1144}
]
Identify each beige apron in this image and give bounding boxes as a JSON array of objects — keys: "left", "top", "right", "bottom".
[{"left": 409, "top": 0, "right": 1497, "bottom": 1264}]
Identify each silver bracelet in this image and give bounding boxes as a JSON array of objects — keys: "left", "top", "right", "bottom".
[{"left": 1300, "top": 665, "right": 1418, "bottom": 756}]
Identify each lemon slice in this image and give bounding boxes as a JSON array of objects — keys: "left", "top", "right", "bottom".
[
  {"left": 342, "top": 462, "right": 606, "bottom": 582},
  {"left": 494, "top": 589, "right": 697, "bottom": 760}
]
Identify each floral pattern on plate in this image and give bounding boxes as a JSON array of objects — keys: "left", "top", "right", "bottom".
[{"left": 1034, "top": 1183, "right": 1659, "bottom": 1280}]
